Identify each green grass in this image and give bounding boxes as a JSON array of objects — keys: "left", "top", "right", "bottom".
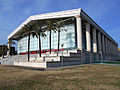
[{"left": 0, "top": 64, "right": 120, "bottom": 90}]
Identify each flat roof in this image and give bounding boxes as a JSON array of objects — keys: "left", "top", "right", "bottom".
[{"left": 8, "top": 8, "right": 118, "bottom": 45}]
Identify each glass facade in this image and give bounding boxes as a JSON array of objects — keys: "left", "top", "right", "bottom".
[{"left": 17, "top": 23, "right": 76, "bottom": 54}]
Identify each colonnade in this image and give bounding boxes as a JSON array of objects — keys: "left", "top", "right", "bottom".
[{"left": 76, "top": 16, "right": 118, "bottom": 57}]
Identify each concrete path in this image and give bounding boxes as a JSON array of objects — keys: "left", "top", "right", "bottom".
[{"left": 1, "top": 64, "right": 92, "bottom": 71}]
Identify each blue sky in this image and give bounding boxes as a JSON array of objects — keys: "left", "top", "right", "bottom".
[{"left": 0, "top": 0, "right": 120, "bottom": 47}]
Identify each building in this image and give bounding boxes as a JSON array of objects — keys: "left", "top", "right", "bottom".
[{"left": 2, "top": 8, "right": 119, "bottom": 65}]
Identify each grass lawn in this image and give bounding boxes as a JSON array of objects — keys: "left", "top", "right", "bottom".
[{"left": 0, "top": 64, "right": 120, "bottom": 90}]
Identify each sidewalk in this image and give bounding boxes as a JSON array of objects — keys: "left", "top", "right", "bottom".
[{"left": 1, "top": 64, "right": 92, "bottom": 71}]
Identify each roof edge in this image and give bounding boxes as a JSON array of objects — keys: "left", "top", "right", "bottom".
[{"left": 7, "top": 8, "right": 81, "bottom": 40}]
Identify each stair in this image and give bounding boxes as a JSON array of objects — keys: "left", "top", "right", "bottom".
[
  {"left": 0, "top": 55, "right": 28, "bottom": 65},
  {"left": 0, "top": 49, "right": 82, "bottom": 65}
]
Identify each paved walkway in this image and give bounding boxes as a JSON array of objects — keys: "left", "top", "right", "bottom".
[
  {"left": 2, "top": 63, "right": 120, "bottom": 71},
  {"left": 1, "top": 64, "right": 92, "bottom": 71}
]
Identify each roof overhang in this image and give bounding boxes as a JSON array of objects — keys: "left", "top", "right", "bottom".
[
  {"left": 8, "top": 8, "right": 118, "bottom": 45},
  {"left": 7, "top": 8, "right": 81, "bottom": 40}
]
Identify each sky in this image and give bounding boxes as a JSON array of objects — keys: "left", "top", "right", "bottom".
[{"left": 0, "top": 0, "right": 120, "bottom": 47}]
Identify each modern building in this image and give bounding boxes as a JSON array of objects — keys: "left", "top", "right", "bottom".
[{"left": 2, "top": 8, "right": 119, "bottom": 65}]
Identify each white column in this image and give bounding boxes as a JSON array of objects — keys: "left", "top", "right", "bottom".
[
  {"left": 116, "top": 45, "right": 118, "bottom": 55},
  {"left": 111, "top": 42, "right": 112, "bottom": 54},
  {"left": 114, "top": 45, "right": 115, "bottom": 55},
  {"left": 98, "top": 32, "right": 102, "bottom": 53},
  {"left": 107, "top": 39, "right": 109, "bottom": 54},
  {"left": 76, "top": 16, "right": 83, "bottom": 50},
  {"left": 114, "top": 45, "right": 116, "bottom": 55},
  {"left": 113, "top": 44, "right": 115, "bottom": 55},
  {"left": 112, "top": 43, "right": 114, "bottom": 55},
  {"left": 102, "top": 35, "right": 105, "bottom": 54},
  {"left": 7, "top": 39, "right": 11, "bottom": 56},
  {"left": 92, "top": 28, "right": 97, "bottom": 52},
  {"left": 105, "top": 37, "right": 108, "bottom": 54},
  {"left": 110, "top": 41, "right": 112, "bottom": 54},
  {"left": 85, "top": 23, "right": 91, "bottom": 51},
  {"left": 109, "top": 40, "right": 111, "bottom": 54}
]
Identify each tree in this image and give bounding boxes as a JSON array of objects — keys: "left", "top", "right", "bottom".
[
  {"left": 46, "top": 19, "right": 67, "bottom": 54},
  {"left": 55, "top": 20, "right": 66, "bottom": 52},
  {"left": 35, "top": 18, "right": 72, "bottom": 56},
  {"left": 21, "top": 23, "right": 35, "bottom": 61},
  {"left": 46, "top": 20, "right": 58, "bottom": 54},
  {"left": 32, "top": 21, "right": 46, "bottom": 57},
  {"left": 1, "top": 45, "right": 7, "bottom": 58},
  {"left": 56, "top": 18, "right": 74, "bottom": 53}
]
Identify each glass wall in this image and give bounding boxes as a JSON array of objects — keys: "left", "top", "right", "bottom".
[
  {"left": 18, "top": 36, "right": 28, "bottom": 53},
  {"left": 17, "top": 36, "right": 39, "bottom": 53},
  {"left": 17, "top": 22, "right": 76, "bottom": 54}
]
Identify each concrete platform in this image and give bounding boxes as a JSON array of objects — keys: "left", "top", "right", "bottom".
[
  {"left": 3, "top": 63, "right": 94, "bottom": 71},
  {"left": 14, "top": 61, "right": 47, "bottom": 68},
  {"left": 14, "top": 59, "right": 83, "bottom": 68}
]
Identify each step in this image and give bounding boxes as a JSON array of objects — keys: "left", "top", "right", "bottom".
[
  {"left": 45, "top": 56, "right": 60, "bottom": 62},
  {"left": 61, "top": 58, "right": 82, "bottom": 62},
  {"left": 41, "top": 53, "right": 70, "bottom": 57},
  {"left": 70, "top": 53, "right": 81, "bottom": 57},
  {"left": 61, "top": 56, "right": 82, "bottom": 61},
  {"left": 30, "top": 56, "right": 60, "bottom": 62},
  {"left": 68, "top": 49, "right": 78, "bottom": 53}
]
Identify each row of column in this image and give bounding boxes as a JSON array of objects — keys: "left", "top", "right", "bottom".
[{"left": 76, "top": 16, "right": 118, "bottom": 56}]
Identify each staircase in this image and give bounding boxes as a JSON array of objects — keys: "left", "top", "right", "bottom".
[
  {"left": 0, "top": 55, "right": 28, "bottom": 65},
  {"left": 0, "top": 49, "right": 83, "bottom": 65}
]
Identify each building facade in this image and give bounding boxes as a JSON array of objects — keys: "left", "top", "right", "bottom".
[
  {"left": 7, "top": 8, "right": 119, "bottom": 62},
  {"left": 17, "top": 22, "right": 76, "bottom": 54}
]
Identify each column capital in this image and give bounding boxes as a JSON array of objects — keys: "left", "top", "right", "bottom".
[
  {"left": 75, "top": 15, "right": 81, "bottom": 18},
  {"left": 8, "top": 39, "right": 12, "bottom": 44},
  {"left": 85, "top": 22, "right": 90, "bottom": 27},
  {"left": 92, "top": 27, "right": 97, "bottom": 30}
]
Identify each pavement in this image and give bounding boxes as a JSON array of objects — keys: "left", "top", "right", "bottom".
[
  {"left": 1, "top": 63, "right": 119, "bottom": 71},
  {"left": 1, "top": 64, "right": 92, "bottom": 71}
]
